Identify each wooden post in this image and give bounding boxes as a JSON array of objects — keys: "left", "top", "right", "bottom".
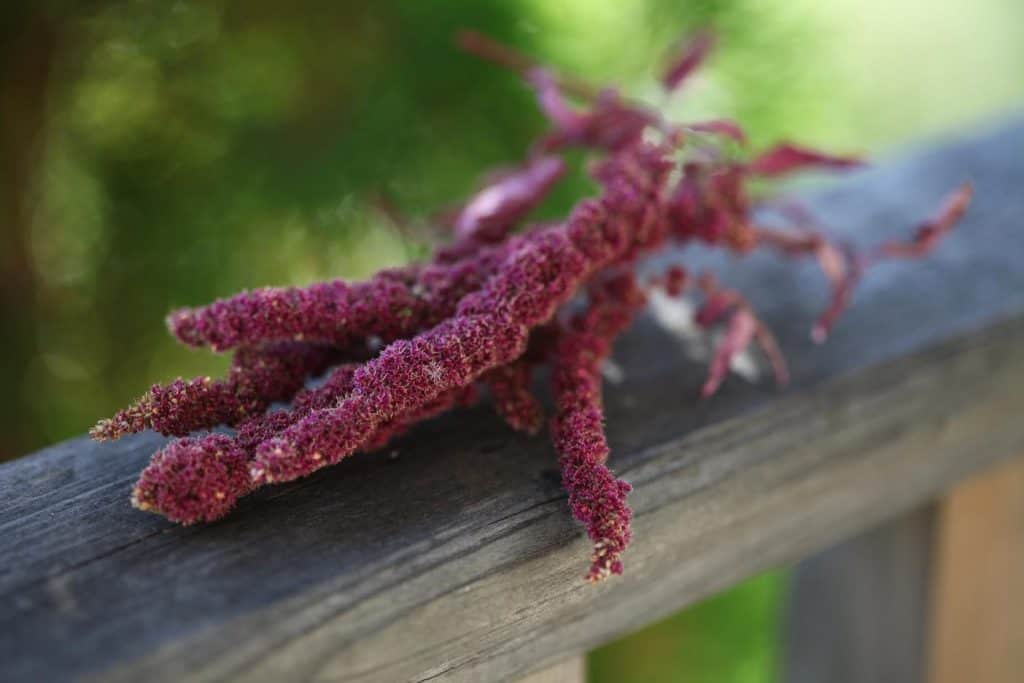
[
  {"left": 926, "top": 456, "right": 1024, "bottom": 683},
  {"left": 517, "top": 656, "right": 585, "bottom": 683},
  {"left": 783, "top": 505, "right": 936, "bottom": 683}
]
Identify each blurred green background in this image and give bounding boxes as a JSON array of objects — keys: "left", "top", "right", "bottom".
[{"left": 2, "top": 1, "right": 1021, "bottom": 681}]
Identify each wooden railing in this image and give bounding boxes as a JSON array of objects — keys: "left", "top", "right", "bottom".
[{"left": 2, "top": 118, "right": 1023, "bottom": 683}]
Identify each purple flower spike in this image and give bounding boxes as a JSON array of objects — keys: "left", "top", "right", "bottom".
[
  {"left": 552, "top": 274, "right": 644, "bottom": 581},
  {"left": 166, "top": 270, "right": 422, "bottom": 351},
  {"left": 91, "top": 343, "right": 340, "bottom": 440},
  {"left": 482, "top": 359, "right": 544, "bottom": 435},
  {"left": 132, "top": 434, "right": 252, "bottom": 524},
  {"left": 166, "top": 253, "right": 506, "bottom": 353}
]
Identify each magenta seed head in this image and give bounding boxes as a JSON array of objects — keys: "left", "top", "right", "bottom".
[{"left": 132, "top": 434, "right": 253, "bottom": 524}]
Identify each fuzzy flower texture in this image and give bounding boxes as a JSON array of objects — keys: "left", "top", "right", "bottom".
[{"left": 93, "top": 31, "right": 971, "bottom": 582}]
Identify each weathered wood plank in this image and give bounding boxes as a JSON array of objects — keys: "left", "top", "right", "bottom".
[
  {"left": 783, "top": 505, "right": 936, "bottom": 683},
  {"left": 2, "top": 119, "right": 1024, "bottom": 682},
  {"left": 926, "top": 455, "right": 1024, "bottom": 683}
]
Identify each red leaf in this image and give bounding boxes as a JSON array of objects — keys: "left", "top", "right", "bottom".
[
  {"left": 686, "top": 118, "right": 746, "bottom": 143},
  {"left": 753, "top": 323, "right": 790, "bottom": 388},
  {"left": 875, "top": 183, "right": 973, "bottom": 259},
  {"left": 811, "top": 246, "right": 863, "bottom": 344},
  {"left": 528, "top": 69, "right": 584, "bottom": 131},
  {"left": 695, "top": 289, "right": 738, "bottom": 327},
  {"left": 748, "top": 143, "right": 864, "bottom": 177},
  {"left": 454, "top": 155, "right": 566, "bottom": 242},
  {"left": 662, "top": 30, "right": 715, "bottom": 92},
  {"left": 701, "top": 308, "right": 757, "bottom": 398}
]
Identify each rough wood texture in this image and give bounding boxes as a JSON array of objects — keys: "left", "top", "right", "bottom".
[
  {"left": 2, "top": 119, "right": 1024, "bottom": 683},
  {"left": 926, "top": 456, "right": 1024, "bottom": 683},
  {"left": 783, "top": 505, "right": 936, "bottom": 683}
]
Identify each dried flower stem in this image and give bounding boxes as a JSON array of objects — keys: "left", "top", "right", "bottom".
[{"left": 96, "top": 29, "right": 970, "bottom": 581}]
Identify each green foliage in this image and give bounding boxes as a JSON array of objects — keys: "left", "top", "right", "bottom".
[{"left": 589, "top": 572, "right": 788, "bottom": 683}]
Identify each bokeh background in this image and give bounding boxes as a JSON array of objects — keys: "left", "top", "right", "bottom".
[{"left": 2, "top": 1, "right": 1022, "bottom": 681}]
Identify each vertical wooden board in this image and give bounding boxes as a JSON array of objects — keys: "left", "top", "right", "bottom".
[
  {"left": 517, "top": 655, "right": 585, "bottom": 683},
  {"left": 927, "top": 456, "right": 1024, "bottom": 683},
  {"left": 783, "top": 505, "right": 936, "bottom": 683}
]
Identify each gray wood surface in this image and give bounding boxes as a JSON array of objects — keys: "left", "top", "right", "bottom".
[
  {"left": 783, "top": 505, "right": 937, "bottom": 683},
  {"left": 2, "top": 118, "right": 1024, "bottom": 683}
]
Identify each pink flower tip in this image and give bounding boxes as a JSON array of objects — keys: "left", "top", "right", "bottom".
[
  {"left": 132, "top": 435, "right": 252, "bottom": 524},
  {"left": 89, "top": 418, "right": 119, "bottom": 441}
]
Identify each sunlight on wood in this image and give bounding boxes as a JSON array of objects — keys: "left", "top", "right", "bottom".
[
  {"left": 928, "top": 456, "right": 1024, "bottom": 683},
  {"left": 517, "top": 655, "right": 585, "bottom": 683}
]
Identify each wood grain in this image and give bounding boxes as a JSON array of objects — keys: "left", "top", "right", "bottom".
[
  {"left": 926, "top": 456, "right": 1024, "bottom": 683},
  {"left": 2, "top": 119, "right": 1024, "bottom": 682}
]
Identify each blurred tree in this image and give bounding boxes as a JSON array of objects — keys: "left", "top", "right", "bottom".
[{"left": 1, "top": 4, "right": 61, "bottom": 458}]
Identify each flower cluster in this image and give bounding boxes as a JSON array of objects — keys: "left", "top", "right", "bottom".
[{"left": 94, "top": 30, "right": 970, "bottom": 580}]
